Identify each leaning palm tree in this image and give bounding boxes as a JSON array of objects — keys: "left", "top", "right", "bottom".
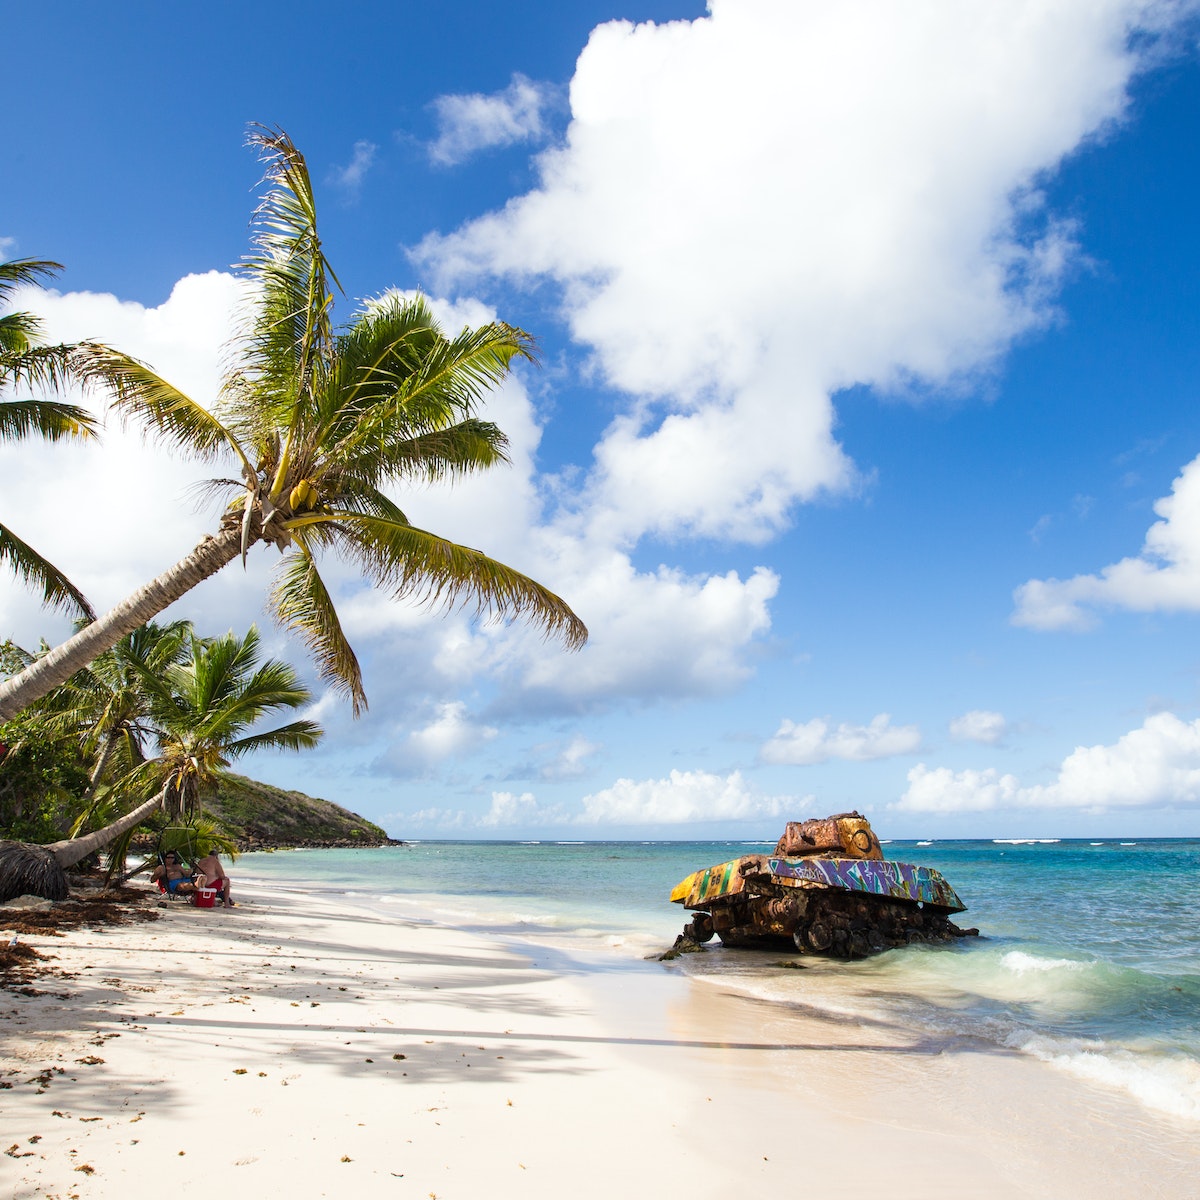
[
  {"left": 0, "top": 625, "right": 321, "bottom": 901},
  {"left": 0, "top": 127, "right": 585, "bottom": 723},
  {"left": 0, "top": 258, "right": 98, "bottom": 620}
]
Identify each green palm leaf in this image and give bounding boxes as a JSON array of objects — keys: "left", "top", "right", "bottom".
[
  {"left": 0, "top": 521, "right": 95, "bottom": 619},
  {"left": 295, "top": 510, "right": 588, "bottom": 650},
  {"left": 270, "top": 540, "right": 365, "bottom": 713},
  {"left": 69, "top": 343, "right": 247, "bottom": 465},
  {"left": 0, "top": 397, "right": 97, "bottom": 441},
  {"left": 0, "top": 259, "right": 62, "bottom": 357}
]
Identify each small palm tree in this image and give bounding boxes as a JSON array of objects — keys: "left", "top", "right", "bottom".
[
  {"left": 0, "top": 127, "right": 586, "bottom": 722},
  {"left": 11, "top": 626, "right": 322, "bottom": 899},
  {"left": 0, "top": 258, "right": 99, "bottom": 620},
  {"left": 49, "top": 620, "right": 192, "bottom": 803}
]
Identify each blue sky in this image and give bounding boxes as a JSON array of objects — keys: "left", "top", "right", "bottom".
[{"left": 6, "top": 0, "right": 1200, "bottom": 839}]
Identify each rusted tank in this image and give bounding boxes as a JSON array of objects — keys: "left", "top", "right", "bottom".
[{"left": 669, "top": 813, "right": 976, "bottom": 959}]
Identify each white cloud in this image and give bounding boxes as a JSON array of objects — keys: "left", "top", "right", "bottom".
[
  {"left": 0, "top": 236, "right": 17, "bottom": 258},
  {"left": 416, "top": 0, "right": 1174, "bottom": 546},
  {"left": 478, "top": 790, "right": 569, "bottom": 828},
  {"left": 949, "top": 709, "right": 1008, "bottom": 744},
  {"left": 1013, "top": 453, "right": 1200, "bottom": 630},
  {"left": 1, "top": 276, "right": 783, "bottom": 717},
  {"left": 537, "top": 734, "right": 601, "bottom": 781},
  {"left": 429, "top": 73, "right": 554, "bottom": 166},
  {"left": 0, "top": 272, "right": 254, "bottom": 648},
  {"left": 374, "top": 702, "right": 498, "bottom": 777},
  {"left": 761, "top": 713, "right": 922, "bottom": 765},
  {"left": 580, "top": 768, "right": 790, "bottom": 825},
  {"left": 328, "top": 140, "right": 377, "bottom": 194},
  {"left": 897, "top": 712, "right": 1200, "bottom": 812}
]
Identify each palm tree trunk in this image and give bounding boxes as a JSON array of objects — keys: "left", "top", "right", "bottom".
[
  {"left": 0, "top": 525, "right": 245, "bottom": 720},
  {"left": 85, "top": 729, "right": 119, "bottom": 798},
  {"left": 47, "top": 786, "right": 167, "bottom": 869},
  {"left": 0, "top": 786, "right": 168, "bottom": 900}
]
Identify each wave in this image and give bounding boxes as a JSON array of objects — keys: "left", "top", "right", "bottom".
[
  {"left": 993, "top": 838, "right": 1062, "bottom": 845},
  {"left": 1001, "top": 950, "right": 1088, "bottom": 975},
  {"left": 1013, "top": 1033, "right": 1200, "bottom": 1122}
]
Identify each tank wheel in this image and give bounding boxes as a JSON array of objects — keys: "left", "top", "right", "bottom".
[
  {"left": 803, "top": 921, "right": 832, "bottom": 952},
  {"left": 686, "top": 915, "right": 715, "bottom": 944},
  {"left": 848, "top": 929, "right": 871, "bottom": 958}
]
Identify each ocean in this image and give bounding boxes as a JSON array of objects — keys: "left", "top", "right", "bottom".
[{"left": 235, "top": 836, "right": 1200, "bottom": 1124}]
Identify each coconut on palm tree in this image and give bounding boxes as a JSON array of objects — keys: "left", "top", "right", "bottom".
[
  {"left": 0, "top": 625, "right": 321, "bottom": 901},
  {"left": 0, "top": 127, "right": 586, "bottom": 723},
  {"left": 1, "top": 258, "right": 99, "bottom": 621}
]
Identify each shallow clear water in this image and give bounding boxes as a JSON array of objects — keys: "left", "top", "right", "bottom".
[{"left": 237, "top": 837, "right": 1200, "bottom": 1122}]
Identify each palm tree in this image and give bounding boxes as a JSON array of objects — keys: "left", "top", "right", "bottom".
[
  {"left": 0, "top": 625, "right": 321, "bottom": 900},
  {"left": 0, "top": 127, "right": 586, "bottom": 723},
  {"left": 0, "top": 258, "right": 99, "bottom": 620},
  {"left": 46, "top": 620, "right": 192, "bottom": 803}
]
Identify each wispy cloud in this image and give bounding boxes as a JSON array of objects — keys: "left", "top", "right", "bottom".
[
  {"left": 580, "top": 769, "right": 790, "bottom": 825},
  {"left": 328, "top": 140, "right": 378, "bottom": 196},
  {"left": 428, "top": 73, "right": 554, "bottom": 166},
  {"left": 760, "top": 714, "right": 921, "bottom": 765},
  {"left": 948, "top": 709, "right": 1008, "bottom": 745}
]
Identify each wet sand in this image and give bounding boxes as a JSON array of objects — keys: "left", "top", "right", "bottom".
[{"left": 2, "top": 881, "right": 1196, "bottom": 1199}]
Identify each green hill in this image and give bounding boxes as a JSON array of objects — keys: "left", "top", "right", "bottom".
[{"left": 203, "top": 774, "right": 399, "bottom": 850}]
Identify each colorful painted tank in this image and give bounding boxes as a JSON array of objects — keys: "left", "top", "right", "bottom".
[{"left": 669, "top": 813, "right": 976, "bottom": 959}]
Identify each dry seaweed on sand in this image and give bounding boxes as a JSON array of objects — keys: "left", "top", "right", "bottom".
[{"left": 0, "top": 884, "right": 159, "bottom": 992}]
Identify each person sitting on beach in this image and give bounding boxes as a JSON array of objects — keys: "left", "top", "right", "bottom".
[
  {"left": 150, "top": 852, "right": 198, "bottom": 897},
  {"left": 194, "top": 850, "right": 234, "bottom": 908}
]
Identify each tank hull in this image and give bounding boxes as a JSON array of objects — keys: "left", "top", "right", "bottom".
[{"left": 669, "top": 826, "right": 975, "bottom": 959}]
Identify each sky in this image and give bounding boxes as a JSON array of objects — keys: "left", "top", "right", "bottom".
[{"left": 5, "top": 0, "right": 1200, "bottom": 840}]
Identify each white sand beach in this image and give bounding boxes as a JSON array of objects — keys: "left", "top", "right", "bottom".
[{"left": 3, "top": 880, "right": 1197, "bottom": 1200}]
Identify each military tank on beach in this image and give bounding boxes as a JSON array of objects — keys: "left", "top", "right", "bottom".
[{"left": 669, "top": 813, "right": 976, "bottom": 959}]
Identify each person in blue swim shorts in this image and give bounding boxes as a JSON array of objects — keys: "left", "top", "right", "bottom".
[{"left": 151, "top": 852, "right": 199, "bottom": 897}]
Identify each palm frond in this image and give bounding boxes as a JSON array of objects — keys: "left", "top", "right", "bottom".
[
  {"left": 269, "top": 540, "right": 366, "bottom": 713},
  {"left": 203, "top": 658, "right": 314, "bottom": 737},
  {"left": 235, "top": 125, "right": 341, "bottom": 436},
  {"left": 318, "top": 295, "right": 532, "bottom": 480},
  {"left": 333, "top": 418, "right": 510, "bottom": 491},
  {"left": 298, "top": 511, "right": 588, "bottom": 650},
  {"left": 0, "top": 397, "right": 98, "bottom": 442},
  {"left": 226, "top": 719, "right": 323, "bottom": 757},
  {"left": 69, "top": 343, "right": 248, "bottom": 466},
  {"left": 0, "top": 258, "right": 63, "bottom": 301},
  {"left": 0, "top": 521, "right": 96, "bottom": 619}
]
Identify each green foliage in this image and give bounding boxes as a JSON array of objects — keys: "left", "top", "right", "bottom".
[
  {"left": 204, "top": 773, "right": 391, "bottom": 848},
  {"left": 108, "top": 624, "right": 323, "bottom": 820},
  {"left": 0, "top": 717, "right": 90, "bottom": 843}
]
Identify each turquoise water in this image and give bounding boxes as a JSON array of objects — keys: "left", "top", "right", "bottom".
[{"left": 236, "top": 837, "right": 1200, "bottom": 1122}]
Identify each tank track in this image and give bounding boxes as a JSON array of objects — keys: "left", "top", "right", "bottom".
[{"left": 686, "top": 885, "right": 977, "bottom": 959}]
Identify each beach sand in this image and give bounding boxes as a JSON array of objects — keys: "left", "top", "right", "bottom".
[{"left": 2, "top": 880, "right": 1197, "bottom": 1200}]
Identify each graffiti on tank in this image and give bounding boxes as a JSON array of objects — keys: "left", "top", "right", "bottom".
[{"left": 768, "top": 857, "right": 966, "bottom": 912}]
